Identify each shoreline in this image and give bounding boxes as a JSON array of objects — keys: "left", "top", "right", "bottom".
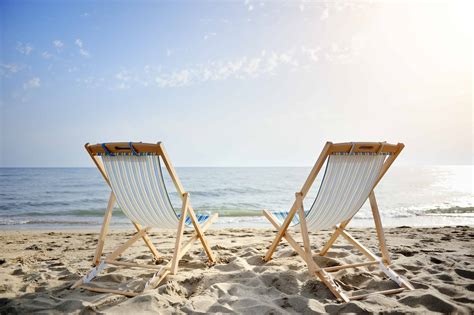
[
  {"left": 1, "top": 214, "right": 474, "bottom": 231},
  {"left": 1, "top": 226, "right": 473, "bottom": 313}
]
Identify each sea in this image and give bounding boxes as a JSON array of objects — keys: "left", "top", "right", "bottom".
[{"left": 0, "top": 166, "right": 473, "bottom": 230}]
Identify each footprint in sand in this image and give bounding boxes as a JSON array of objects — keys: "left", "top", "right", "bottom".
[
  {"left": 301, "top": 279, "right": 334, "bottom": 300},
  {"left": 135, "top": 254, "right": 152, "bottom": 260},
  {"left": 211, "top": 244, "right": 228, "bottom": 251},
  {"left": 435, "top": 273, "right": 453, "bottom": 282},
  {"left": 12, "top": 267, "right": 27, "bottom": 276},
  {"left": 454, "top": 268, "right": 474, "bottom": 280},
  {"left": 340, "top": 272, "right": 373, "bottom": 287},
  {"left": 313, "top": 256, "right": 341, "bottom": 268},
  {"left": 260, "top": 271, "right": 300, "bottom": 295},
  {"left": 25, "top": 244, "right": 41, "bottom": 251},
  {"left": 430, "top": 256, "right": 443, "bottom": 264},
  {"left": 399, "top": 293, "right": 462, "bottom": 313},
  {"left": 394, "top": 248, "right": 417, "bottom": 257},
  {"left": 325, "top": 251, "right": 350, "bottom": 259}
]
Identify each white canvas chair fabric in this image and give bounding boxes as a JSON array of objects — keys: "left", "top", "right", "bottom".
[
  {"left": 271, "top": 153, "right": 387, "bottom": 231},
  {"left": 102, "top": 155, "right": 209, "bottom": 229}
]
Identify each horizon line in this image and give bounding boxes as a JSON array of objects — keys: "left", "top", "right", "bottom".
[{"left": 0, "top": 164, "right": 473, "bottom": 168}]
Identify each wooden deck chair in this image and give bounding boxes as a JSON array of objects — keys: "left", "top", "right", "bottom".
[
  {"left": 71, "top": 142, "right": 218, "bottom": 297},
  {"left": 262, "top": 142, "right": 414, "bottom": 302}
]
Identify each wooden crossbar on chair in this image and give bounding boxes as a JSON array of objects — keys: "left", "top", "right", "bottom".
[
  {"left": 262, "top": 141, "right": 414, "bottom": 302},
  {"left": 71, "top": 142, "right": 218, "bottom": 296}
]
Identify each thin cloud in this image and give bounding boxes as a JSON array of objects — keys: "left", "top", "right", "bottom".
[
  {"left": 155, "top": 70, "right": 190, "bottom": 88},
  {"left": 203, "top": 32, "right": 217, "bottom": 40},
  {"left": 324, "top": 43, "right": 353, "bottom": 64},
  {"left": 81, "top": 45, "right": 361, "bottom": 90},
  {"left": 115, "top": 70, "right": 131, "bottom": 81},
  {"left": 23, "top": 77, "right": 41, "bottom": 90},
  {"left": 16, "top": 42, "right": 33, "bottom": 55},
  {"left": 79, "top": 49, "right": 90, "bottom": 57},
  {"left": 151, "top": 50, "right": 299, "bottom": 88},
  {"left": 68, "top": 66, "right": 79, "bottom": 73},
  {"left": 244, "top": 0, "right": 253, "bottom": 11},
  {"left": 301, "top": 46, "right": 320, "bottom": 62},
  {"left": 41, "top": 51, "right": 53, "bottom": 59},
  {"left": 77, "top": 76, "right": 104, "bottom": 88},
  {"left": 113, "top": 70, "right": 133, "bottom": 89},
  {"left": 53, "top": 40, "right": 64, "bottom": 50},
  {"left": 1, "top": 63, "right": 25, "bottom": 75},
  {"left": 75, "top": 39, "right": 90, "bottom": 57}
]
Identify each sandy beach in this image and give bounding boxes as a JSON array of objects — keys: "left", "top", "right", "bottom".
[
  {"left": 0, "top": 226, "right": 473, "bottom": 314},
  {"left": 2, "top": 0, "right": 472, "bottom": 313}
]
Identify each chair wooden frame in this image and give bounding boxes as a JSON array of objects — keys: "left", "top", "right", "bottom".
[
  {"left": 263, "top": 142, "right": 414, "bottom": 302},
  {"left": 71, "top": 142, "right": 218, "bottom": 297}
]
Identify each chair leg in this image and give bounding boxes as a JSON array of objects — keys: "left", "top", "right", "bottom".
[
  {"left": 297, "top": 193, "right": 316, "bottom": 274},
  {"left": 338, "top": 228, "right": 378, "bottom": 261},
  {"left": 92, "top": 193, "right": 160, "bottom": 266},
  {"left": 315, "top": 269, "right": 351, "bottom": 302},
  {"left": 106, "top": 228, "right": 151, "bottom": 261},
  {"left": 262, "top": 208, "right": 412, "bottom": 302},
  {"left": 93, "top": 192, "right": 116, "bottom": 266},
  {"left": 263, "top": 210, "right": 308, "bottom": 261},
  {"left": 264, "top": 197, "right": 301, "bottom": 261},
  {"left": 324, "top": 224, "right": 415, "bottom": 292},
  {"left": 369, "top": 191, "right": 391, "bottom": 264},
  {"left": 187, "top": 205, "right": 216, "bottom": 263},
  {"left": 145, "top": 213, "right": 218, "bottom": 290},
  {"left": 319, "top": 228, "right": 413, "bottom": 299},
  {"left": 171, "top": 194, "right": 189, "bottom": 274},
  {"left": 320, "top": 193, "right": 391, "bottom": 264},
  {"left": 71, "top": 227, "right": 150, "bottom": 289},
  {"left": 73, "top": 214, "right": 219, "bottom": 296},
  {"left": 132, "top": 222, "right": 160, "bottom": 261},
  {"left": 319, "top": 217, "right": 352, "bottom": 256},
  {"left": 262, "top": 209, "right": 349, "bottom": 302}
]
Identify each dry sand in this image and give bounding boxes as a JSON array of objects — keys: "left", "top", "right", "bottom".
[{"left": 0, "top": 226, "right": 473, "bottom": 314}]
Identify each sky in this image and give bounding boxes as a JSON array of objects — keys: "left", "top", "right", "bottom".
[{"left": 0, "top": 0, "right": 472, "bottom": 167}]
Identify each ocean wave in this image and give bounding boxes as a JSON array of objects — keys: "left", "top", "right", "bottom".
[
  {"left": 354, "top": 206, "right": 474, "bottom": 219},
  {"left": 0, "top": 218, "right": 30, "bottom": 225},
  {"left": 0, "top": 201, "right": 70, "bottom": 210},
  {"left": 184, "top": 191, "right": 221, "bottom": 198},
  {"left": 0, "top": 219, "right": 103, "bottom": 225},
  {"left": 423, "top": 206, "right": 474, "bottom": 216},
  {"left": 0, "top": 198, "right": 108, "bottom": 211},
  {"left": 3, "top": 206, "right": 473, "bottom": 220},
  {"left": 1, "top": 208, "right": 262, "bottom": 218},
  {"left": 1, "top": 209, "right": 126, "bottom": 218},
  {"left": 185, "top": 187, "right": 270, "bottom": 197},
  {"left": 425, "top": 206, "right": 473, "bottom": 213},
  {"left": 206, "top": 209, "right": 262, "bottom": 217},
  {"left": 44, "top": 190, "right": 86, "bottom": 195},
  {"left": 223, "top": 187, "right": 270, "bottom": 194}
]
